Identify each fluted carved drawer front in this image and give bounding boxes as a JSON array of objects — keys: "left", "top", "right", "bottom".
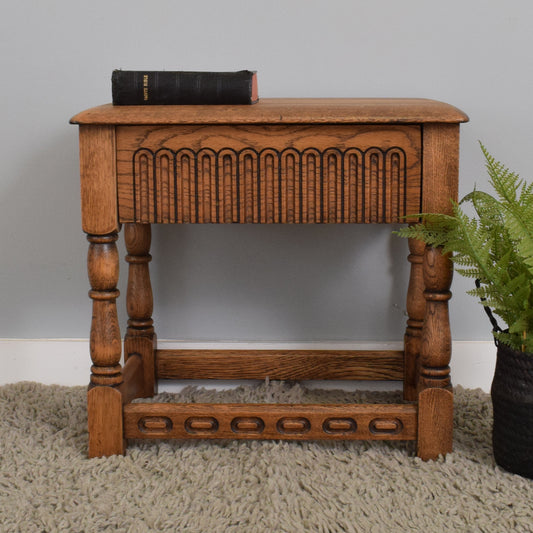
[{"left": 116, "top": 125, "right": 421, "bottom": 224}]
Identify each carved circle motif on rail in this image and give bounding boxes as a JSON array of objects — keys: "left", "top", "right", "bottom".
[
  {"left": 230, "top": 417, "right": 265, "bottom": 435},
  {"left": 184, "top": 416, "right": 219, "bottom": 435},
  {"left": 322, "top": 417, "right": 358, "bottom": 435},
  {"left": 276, "top": 417, "right": 311, "bottom": 435},
  {"left": 368, "top": 418, "right": 403, "bottom": 435},
  {"left": 138, "top": 416, "right": 173, "bottom": 435}
]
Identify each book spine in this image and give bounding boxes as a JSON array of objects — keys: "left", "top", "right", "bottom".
[{"left": 112, "top": 70, "right": 258, "bottom": 105}]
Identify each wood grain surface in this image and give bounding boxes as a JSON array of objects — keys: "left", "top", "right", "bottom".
[
  {"left": 156, "top": 349, "right": 404, "bottom": 381},
  {"left": 116, "top": 124, "right": 422, "bottom": 224},
  {"left": 70, "top": 98, "right": 469, "bottom": 125},
  {"left": 417, "top": 387, "right": 453, "bottom": 460},
  {"left": 78, "top": 126, "right": 118, "bottom": 234},
  {"left": 124, "top": 402, "right": 417, "bottom": 441}
]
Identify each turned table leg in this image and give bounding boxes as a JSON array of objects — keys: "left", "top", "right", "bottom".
[
  {"left": 86, "top": 232, "right": 125, "bottom": 458},
  {"left": 124, "top": 223, "right": 156, "bottom": 398},
  {"left": 404, "top": 236, "right": 426, "bottom": 401},
  {"left": 417, "top": 246, "right": 453, "bottom": 460}
]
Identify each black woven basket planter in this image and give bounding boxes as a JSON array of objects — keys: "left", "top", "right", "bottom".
[{"left": 491, "top": 342, "right": 533, "bottom": 478}]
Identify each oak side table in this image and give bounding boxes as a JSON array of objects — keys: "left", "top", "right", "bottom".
[{"left": 71, "top": 98, "right": 468, "bottom": 459}]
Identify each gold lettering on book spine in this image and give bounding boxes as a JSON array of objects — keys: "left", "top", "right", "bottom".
[{"left": 143, "top": 74, "right": 149, "bottom": 101}]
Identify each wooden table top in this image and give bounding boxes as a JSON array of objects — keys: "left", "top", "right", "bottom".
[{"left": 71, "top": 98, "right": 469, "bottom": 125}]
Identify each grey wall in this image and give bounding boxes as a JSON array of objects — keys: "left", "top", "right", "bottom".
[{"left": 1, "top": 0, "right": 532, "bottom": 341}]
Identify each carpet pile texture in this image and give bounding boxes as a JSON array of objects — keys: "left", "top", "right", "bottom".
[{"left": 0, "top": 381, "right": 532, "bottom": 532}]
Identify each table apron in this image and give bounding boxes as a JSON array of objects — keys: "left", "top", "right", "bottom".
[{"left": 115, "top": 124, "right": 422, "bottom": 224}]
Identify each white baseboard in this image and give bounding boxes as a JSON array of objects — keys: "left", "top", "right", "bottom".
[{"left": 0, "top": 339, "right": 497, "bottom": 392}]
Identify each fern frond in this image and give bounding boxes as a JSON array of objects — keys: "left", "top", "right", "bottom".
[
  {"left": 480, "top": 143, "right": 533, "bottom": 276},
  {"left": 480, "top": 143, "right": 522, "bottom": 204},
  {"left": 456, "top": 267, "right": 486, "bottom": 279},
  {"left": 461, "top": 190, "right": 504, "bottom": 228},
  {"left": 393, "top": 214, "right": 458, "bottom": 246}
]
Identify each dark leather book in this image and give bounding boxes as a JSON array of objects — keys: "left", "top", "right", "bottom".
[{"left": 112, "top": 70, "right": 258, "bottom": 105}]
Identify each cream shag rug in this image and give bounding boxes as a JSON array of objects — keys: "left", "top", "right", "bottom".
[{"left": 0, "top": 381, "right": 532, "bottom": 532}]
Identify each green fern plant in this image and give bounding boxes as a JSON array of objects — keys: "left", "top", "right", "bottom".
[{"left": 396, "top": 144, "right": 533, "bottom": 353}]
